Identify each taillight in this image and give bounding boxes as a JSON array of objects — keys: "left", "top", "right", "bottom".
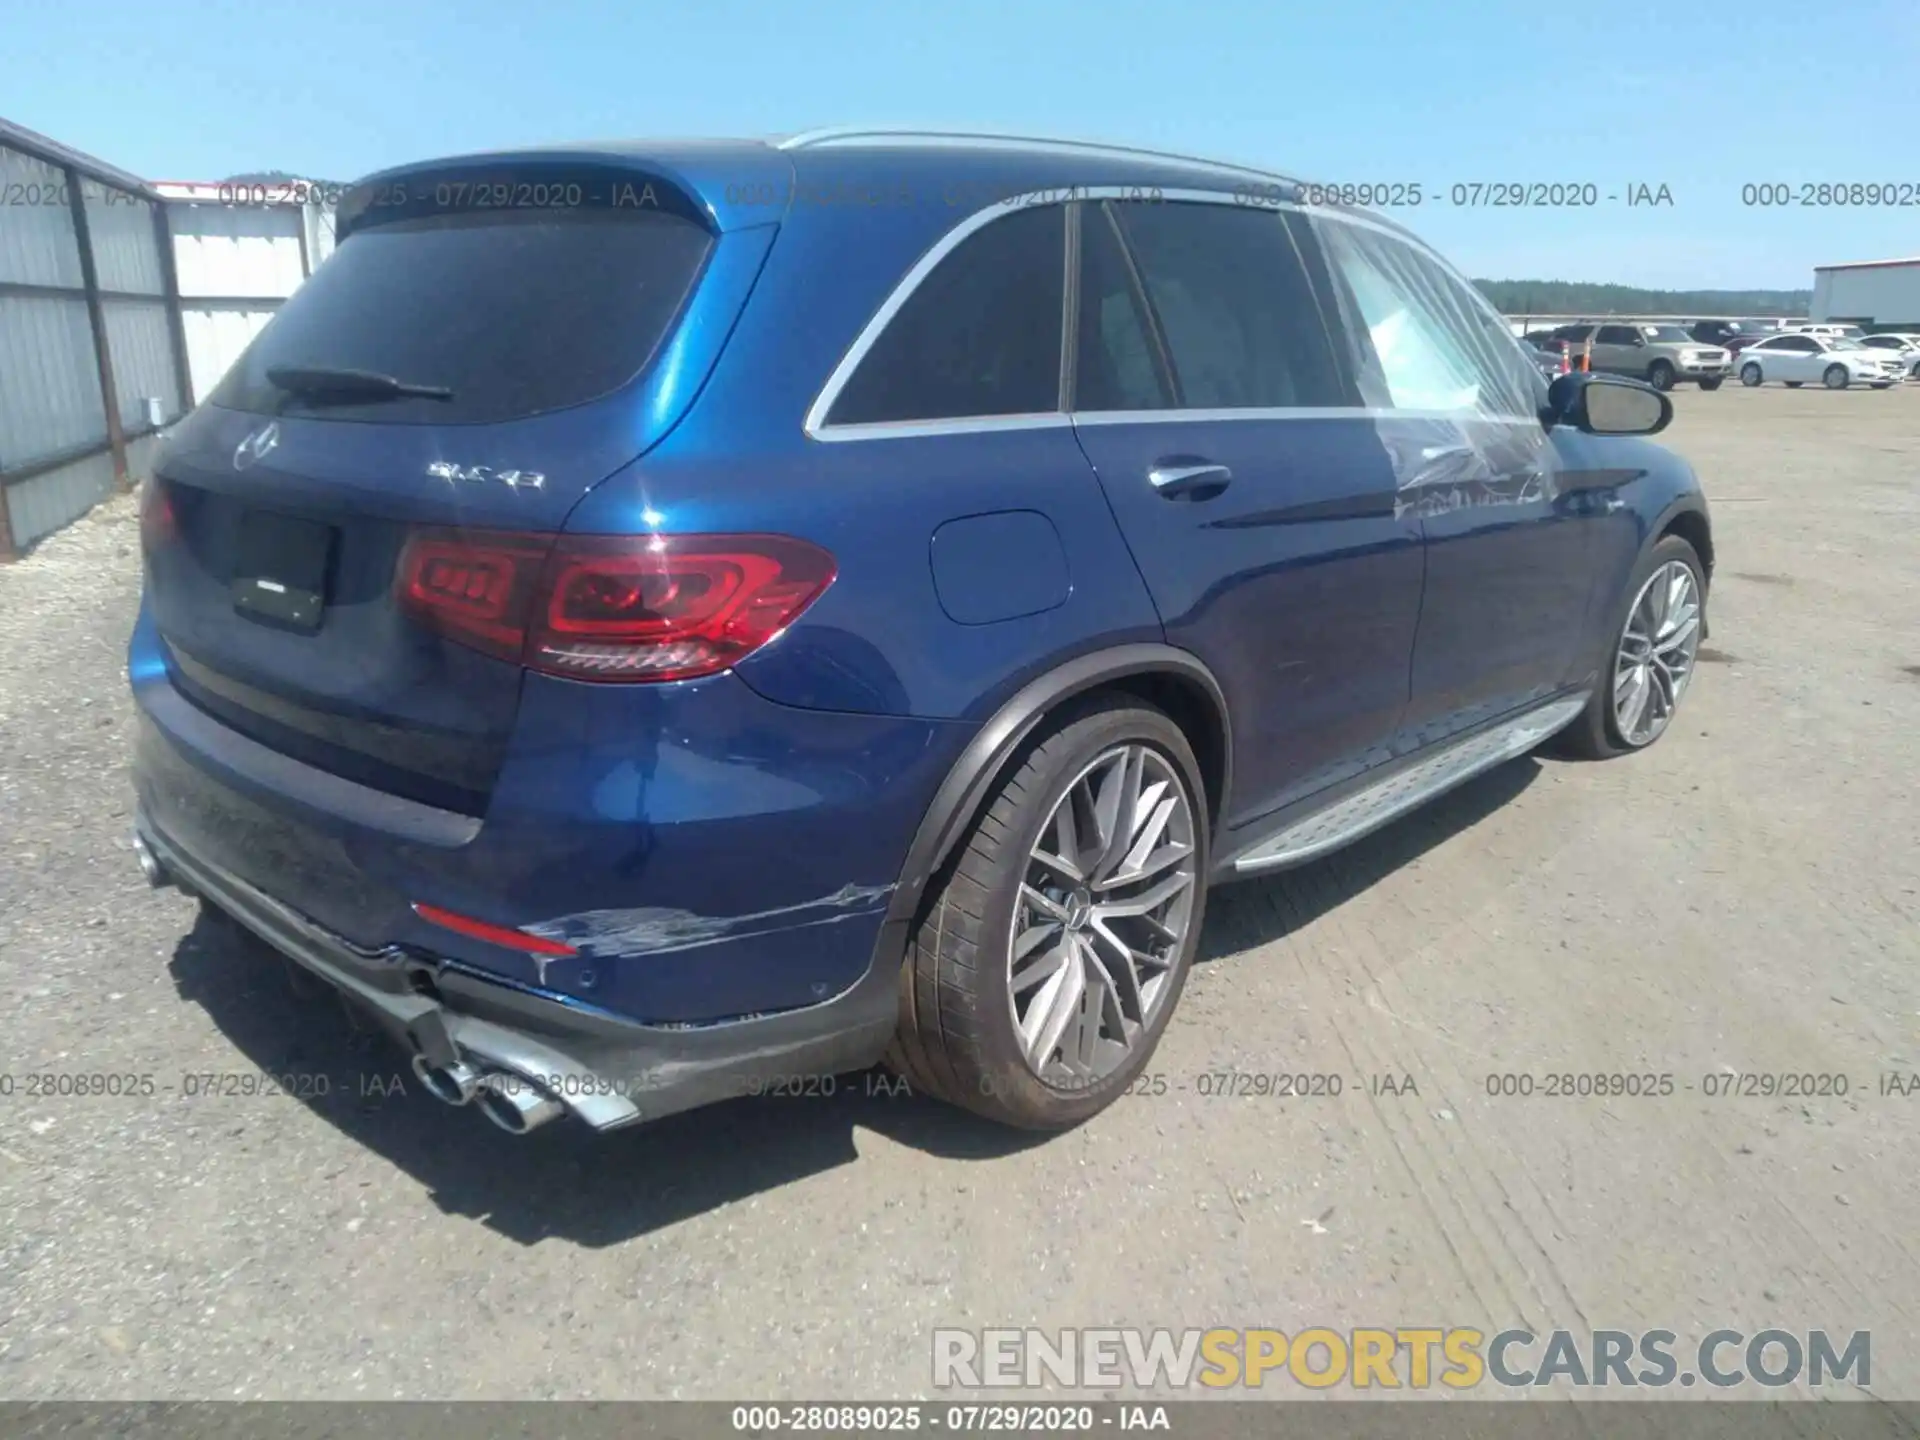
[
  {"left": 139, "top": 478, "right": 176, "bottom": 553},
  {"left": 394, "top": 530, "right": 836, "bottom": 683},
  {"left": 396, "top": 531, "right": 552, "bottom": 662}
]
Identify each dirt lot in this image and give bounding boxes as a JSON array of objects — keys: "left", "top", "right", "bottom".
[{"left": 1, "top": 387, "right": 1916, "bottom": 1401}]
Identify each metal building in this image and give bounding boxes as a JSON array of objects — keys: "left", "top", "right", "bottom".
[
  {"left": 0, "top": 117, "right": 189, "bottom": 557},
  {"left": 1811, "top": 258, "right": 1920, "bottom": 330},
  {"left": 0, "top": 115, "right": 342, "bottom": 557}
]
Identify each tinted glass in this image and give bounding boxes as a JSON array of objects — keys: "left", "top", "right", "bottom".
[
  {"left": 829, "top": 203, "right": 1065, "bottom": 425},
  {"left": 1643, "top": 325, "right": 1693, "bottom": 342},
  {"left": 1596, "top": 325, "right": 1640, "bottom": 344},
  {"left": 1110, "top": 201, "right": 1346, "bottom": 408},
  {"left": 212, "top": 209, "right": 711, "bottom": 425},
  {"left": 1073, "top": 204, "right": 1172, "bottom": 412}
]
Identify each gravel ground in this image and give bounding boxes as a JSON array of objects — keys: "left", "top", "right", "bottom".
[{"left": 1, "top": 388, "right": 1916, "bottom": 1401}]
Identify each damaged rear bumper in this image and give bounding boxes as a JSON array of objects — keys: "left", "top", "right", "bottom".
[{"left": 137, "top": 812, "right": 901, "bottom": 1132}]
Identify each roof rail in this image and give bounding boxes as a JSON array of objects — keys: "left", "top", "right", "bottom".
[{"left": 774, "top": 126, "right": 1303, "bottom": 188}]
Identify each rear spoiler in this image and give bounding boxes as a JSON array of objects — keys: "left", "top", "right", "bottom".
[{"left": 336, "top": 144, "right": 798, "bottom": 241}]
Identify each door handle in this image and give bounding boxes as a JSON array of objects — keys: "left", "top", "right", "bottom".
[{"left": 1147, "top": 460, "right": 1232, "bottom": 500}]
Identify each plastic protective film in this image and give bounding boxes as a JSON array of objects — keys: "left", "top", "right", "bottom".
[{"left": 1301, "top": 210, "right": 1556, "bottom": 518}]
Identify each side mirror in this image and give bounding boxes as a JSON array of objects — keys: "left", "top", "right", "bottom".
[{"left": 1544, "top": 373, "right": 1672, "bottom": 436}]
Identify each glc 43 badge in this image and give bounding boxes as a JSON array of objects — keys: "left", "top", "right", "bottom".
[{"left": 426, "top": 462, "right": 545, "bottom": 490}]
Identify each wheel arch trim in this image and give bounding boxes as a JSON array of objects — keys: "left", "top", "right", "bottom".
[
  {"left": 865, "top": 643, "right": 1231, "bottom": 970},
  {"left": 1651, "top": 492, "right": 1714, "bottom": 579}
]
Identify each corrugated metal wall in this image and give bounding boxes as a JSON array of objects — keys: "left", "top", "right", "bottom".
[
  {"left": 166, "top": 197, "right": 315, "bottom": 406},
  {"left": 0, "top": 147, "right": 85, "bottom": 287},
  {"left": 0, "top": 121, "right": 193, "bottom": 557},
  {"left": 0, "top": 295, "right": 103, "bottom": 463},
  {"left": 182, "top": 301, "right": 277, "bottom": 405},
  {"left": 2, "top": 118, "right": 353, "bottom": 555},
  {"left": 171, "top": 202, "right": 306, "bottom": 296}
]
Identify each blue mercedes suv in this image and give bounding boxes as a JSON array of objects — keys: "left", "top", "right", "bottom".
[{"left": 130, "top": 129, "right": 1713, "bottom": 1136}]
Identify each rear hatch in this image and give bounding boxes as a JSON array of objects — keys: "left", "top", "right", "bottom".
[{"left": 143, "top": 155, "right": 771, "bottom": 815}]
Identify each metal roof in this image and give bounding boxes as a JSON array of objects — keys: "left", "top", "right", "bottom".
[{"left": 1813, "top": 256, "right": 1920, "bottom": 272}]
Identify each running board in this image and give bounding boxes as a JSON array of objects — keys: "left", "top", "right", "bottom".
[{"left": 1230, "top": 693, "right": 1589, "bottom": 876}]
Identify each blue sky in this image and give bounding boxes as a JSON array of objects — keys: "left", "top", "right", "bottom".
[{"left": 5, "top": 0, "right": 1915, "bottom": 289}]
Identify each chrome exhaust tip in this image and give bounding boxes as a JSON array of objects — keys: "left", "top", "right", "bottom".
[
  {"left": 411, "top": 1052, "right": 483, "bottom": 1106},
  {"left": 133, "top": 832, "right": 168, "bottom": 888},
  {"left": 474, "top": 1072, "right": 567, "bottom": 1135}
]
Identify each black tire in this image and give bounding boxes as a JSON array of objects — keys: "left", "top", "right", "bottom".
[
  {"left": 1647, "top": 360, "right": 1676, "bottom": 391},
  {"left": 1551, "top": 534, "right": 1706, "bottom": 761},
  {"left": 886, "top": 695, "right": 1209, "bottom": 1129},
  {"left": 1740, "top": 363, "right": 1763, "bottom": 387},
  {"left": 1872, "top": 381, "right": 1894, "bottom": 390},
  {"left": 1785, "top": 381, "right": 1803, "bottom": 388},
  {"left": 1697, "top": 376, "right": 1724, "bottom": 391},
  {"left": 1824, "top": 364, "right": 1849, "bottom": 390}
]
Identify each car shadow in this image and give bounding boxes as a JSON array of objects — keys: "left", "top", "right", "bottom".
[
  {"left": 166, "top": 909, "right": 1046, "bottom": 1249},
  {"left": 1198, "top": 754, "right": 1541, "bottom": 963},
  {"left": 165, "top": 754, "right": 1541, "bottom": 1248}
]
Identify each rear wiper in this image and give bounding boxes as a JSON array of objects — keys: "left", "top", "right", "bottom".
[{"left": 265, "top": 365, "right": 453, "bottom": 403}]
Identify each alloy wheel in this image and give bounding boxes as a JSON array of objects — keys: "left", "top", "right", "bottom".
[
  {"left": 1008, "top": 743, "right": 1197, "bottom": 1087},
  {"left": 1613, "top": 560, "right": 1702, "bottom": 747}
]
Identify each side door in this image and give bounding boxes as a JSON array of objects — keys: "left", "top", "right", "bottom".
[
  {"left": 1308, "top": 217, "right": 1601, "bottom": 736},
  {"left": 1774, "top": 334, "right": 1822, "bottom": 381},
  {"left": 1067, "top": 198, "right": 1424, "bottom": 830},
  {"left": 1593, "top": 323, "right": 1648, "bottom": 377}
]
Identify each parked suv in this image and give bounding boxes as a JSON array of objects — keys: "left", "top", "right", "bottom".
[
  {"left": 130, "top": 131, "right": 1713, "bottom": 1136},
  {"left": 1689, "top": 319, "right": 1777, "bottom": 349},
  {"left": 1548, "top": 322, "right": 1730, "bottom": 390}
]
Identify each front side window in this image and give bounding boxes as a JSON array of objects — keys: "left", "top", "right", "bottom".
[
  {"left": 1317, "top": 222, "right": 1536, "bottom": 416},
  {"left": 1107, "top": 201, "right": 1348, "bottom": 409},
  {"left": 826, "top": 203, "right": 1066, "bottom": 426}
]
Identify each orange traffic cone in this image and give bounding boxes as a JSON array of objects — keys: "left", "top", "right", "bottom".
[{"left": 1556, "top": 342, "right": 1571, "bottom": 376}]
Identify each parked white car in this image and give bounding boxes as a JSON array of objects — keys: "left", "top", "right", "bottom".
[
  {"left": 1736, "top": 333, "right": 1904, "bottom": 389},
  {"left": 1782, "top": 323, "right": 1866, "bottom": 341},
  {"left": 1858, "top": 333, "right": 1920, "bottom": 379}
]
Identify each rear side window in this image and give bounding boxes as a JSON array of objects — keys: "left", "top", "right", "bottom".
[
  {"left": 212, "top": 207, "right": 712, "bottom": 425},
  {"left": 1110, "top": 202, "right": 1347, "bottom": 408},
  {"left": 1073, "top": 204, "right": 1173, "bottom": 412},
  {"left": 1596, "top": 325, "right": 1640, "bottom": 344},
  {"left": 827, "top": 204, "right": 1066, "bottom": 426}
]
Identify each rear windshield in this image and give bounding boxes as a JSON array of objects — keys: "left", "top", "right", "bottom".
[{"left": 211, "top": 207, "right": 712, "bottom": 425}]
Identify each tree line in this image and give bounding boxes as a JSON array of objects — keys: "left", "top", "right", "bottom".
[{"left": 1476, "top": 279, "right": 1810, "bottom": 317}]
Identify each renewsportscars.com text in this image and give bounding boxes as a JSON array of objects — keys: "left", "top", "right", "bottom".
[{"left": 932, "top": 1327, "right": 1870, "bottom": 1391}]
